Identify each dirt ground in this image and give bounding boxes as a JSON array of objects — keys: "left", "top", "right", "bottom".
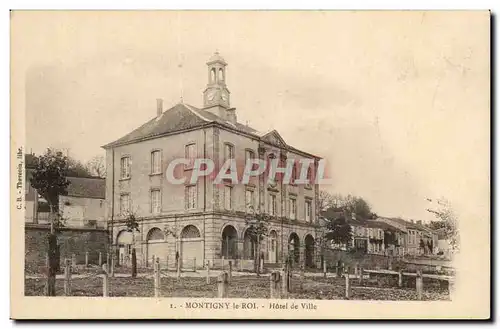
[{"left": 25, "top": 273, "right": 451, "bottom": 300}]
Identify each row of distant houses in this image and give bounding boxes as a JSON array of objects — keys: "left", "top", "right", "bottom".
[{"left": 319, "top": 209, "right": 450, "bottom": 258}]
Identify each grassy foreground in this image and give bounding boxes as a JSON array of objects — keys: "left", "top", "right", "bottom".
[{"left": 25, "top": 274, "right": 450, "bottom": 300}]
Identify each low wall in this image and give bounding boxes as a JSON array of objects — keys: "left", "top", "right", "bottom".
[
  {"left": 25, "top": 223, "right": 109, "bottom": 273},
  {"left": 323, "top": 248, "right": 401, "bottom": 269},
  {"left": 322, "top": 248, "right": 453, "bottom": 274}
]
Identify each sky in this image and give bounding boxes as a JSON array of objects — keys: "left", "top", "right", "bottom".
[{"left": 13, "top": 11, "right": 490, "bottom": 223}]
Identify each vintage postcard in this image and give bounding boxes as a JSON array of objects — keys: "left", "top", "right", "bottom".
[{"left": 10, "top": 10, "right": 490, "bottom": 319}]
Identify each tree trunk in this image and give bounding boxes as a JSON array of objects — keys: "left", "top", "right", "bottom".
[
  {"left": 131, "top": 248, "right": 137, "bottom": 278},
  {"left": 131, "top": 231, "right": 137, "bottom": 278},
  {"left": 46, "top": 204, "right": 58, "bottom": 296},
  {"left": 256, "top": 236, "right": 260, "bottom": 276},
  {"left": 46, "top": 233, "right": 57, "bottom": 296}
]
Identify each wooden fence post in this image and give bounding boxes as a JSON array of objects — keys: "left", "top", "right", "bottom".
[
  {"left": 176, "top": 257, "right": 181, "bottom": 279},
  {"left": 85, "top": 252, "right": 89, "bottom": 267},
  {"left": 193, "top": 257, "right": 197, "bottom": 272},
  {"left": 359, "top": 267, "right": 364, "bottom": 285},
  {"left": 228, "top": 261, "right": 232, "bottom": 283},
  {"left": 217, "top": 272, "right": 229, "bottom": 298},
  {"left": 270, "top": 271, "right": 281, "bottom": 299},
  {"left": 102, "top": 264, "right": 109, "bottom": 297},
  {"left": 154, "top": 257, "right": 161, "bottom": 298},
  {"left": 323, "top": 261, "right": 327, "bottom": 278},
  {"left": 416, "top": 270, "right": 423, "bottom": 300},
  {"left": 345, "top": 269, "right": 351, "bottom": 299},
  {"left": 448, "top": 279, "right": 454, "bottom": 299},
  {"left": 110, "top": 257, "right": 115, "bottom": 277},
  {"left": 206, "top": 261, "right": 211, "bottom": 284},
  {"left": 98, "top": 252, "right": 102, "bottom": 266},
  {"left": 64, "top": 259, "right": 71, "bottom": 296},
  {"left": 398, "top": 270, "right": 403, "bottom": 288},
  {"left": 281, "top": 269, "right": 289, "bottom": 298},
  {"left": 300, "top": 266, "right": 305, "bottom": 291}
]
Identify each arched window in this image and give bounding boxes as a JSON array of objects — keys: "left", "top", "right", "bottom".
[
  {"left": 147, "top": 227, "right": 165, "bottom": 241},
  {"left": 211, "top": 68, "right": 216, "bottom": 82},
  {"left": 181, "top": 225, "right": 201, "bottom": 239},
  {"left": 218, "top": 68, "right": 224, "bottom": 81}
]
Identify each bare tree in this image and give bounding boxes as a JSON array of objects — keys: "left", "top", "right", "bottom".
[
  {"left": 318, "top": 190, "right": 335, "bottom": 211},
  {"left": 86, "top": 155, "right": 106, "bottom": 178},
  {"left": 426, "top": 198, "right": 460, "bottom": 252},
  {"left": 244, "top": 204, "right": 270, "bottom": 276},
  {"left": 124, "top": 209, "right": 140, "bottom": 278}
]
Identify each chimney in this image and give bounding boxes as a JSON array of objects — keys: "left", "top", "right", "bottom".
[
  {"left": 226, "top": 108, "right": 237, "bottom": 124},
  {"left": 417, "top": 220, "right": 422, "bottom": 225},
  {"left": 156, "top": 98, "right": 163, "bottom": 117}
]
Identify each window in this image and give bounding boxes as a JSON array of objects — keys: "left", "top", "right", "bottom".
[
  {"left": 305, "top": 200, "right": 312, "bottom": 222},
  {"left": 185, "top": 143, "right": 196, "bottom": 168},
  {"left": 269, "top": 193, "right": 277, "bottom": 216},
  {"left": 120, "top": 157, "right": 130, "bottom": 179},
  {"left": 292, "top": 163, "right": 298, "bottom": 183},
  {"left": 151, "top": 150, "right": 161, "bottom": 174},
  {"left": 289, "top": 198, "right": 297, "bottom": 220},
  {"left": 245, "top": 149, "right": 255, "bottom": 162},
  {"left": 120, "top": 194, "right": 130, "bottom": 215},
  {"left": 185, "top": 185, "right": 197, "bottom": 209},
  {"left": 245, "top": 189, "right": 255, "bottom": 212},
  {"left": 245, "top": 149, "right": 255, "bottom": 172},
  {"left": 151, "top": 190, "right": 161, "bottom": 214},
  {"left": 224, "top": 143, "right": 234, "bottom": 161},
  {"left": 306, "top": 165, "right": 313, "bottom": 187},
  {"left": 211, "top": 68, "right": 216, "bottom": 82},
  {"left": 224, "top": 185, "right": 232, "bottom": 210}
]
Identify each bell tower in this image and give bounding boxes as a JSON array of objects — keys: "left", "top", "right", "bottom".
[{"left": 203, "top": 51, "right": 231, "bottom": 111}]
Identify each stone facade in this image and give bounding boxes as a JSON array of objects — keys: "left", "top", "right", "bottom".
[{"left": 103, "top": 53, "right": 320, "bottom": 269}]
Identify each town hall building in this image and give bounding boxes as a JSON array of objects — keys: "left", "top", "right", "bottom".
[{"left": 102, "top": 52, "right": 321, "bottom": 269}]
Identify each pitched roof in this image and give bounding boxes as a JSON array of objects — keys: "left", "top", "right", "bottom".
[
  {"left": 66, "top": 176, "right": 105, "bottom": 199},
  {"left": 320, "top": 209, "right": 404, "bottom": 233},
  {"left": 102, "top": 102, "right": 320, "bottom": 158},
  {"left": 102, "top": 103, "right": 211, "bottom": 148},
  {"left": 102, "top": 102, "right": 261, "bottom": 149},
  {"left": 378, "top": 217, "right": 434, "bottom": 235}
]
